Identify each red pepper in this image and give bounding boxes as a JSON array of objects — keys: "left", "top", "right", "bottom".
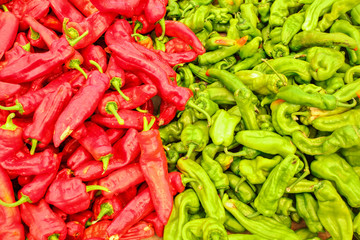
[
  {"left": 133, "top": 33, "right": 155, "bottom": 50},
  {"left": 17, "top": 175, "right": 34, "bottom": 187},
  {"left": 20, "top": 199, "right": 67, "bottom": 240},
  {"left": 0, "top": 113, "right": 24, "bottom": 162},
  {"left": 68, "top": 210, "right": 93, "bottom": 227},
  {"left": 143, "top": 212, "right": 164, "bottom": 237},
  {"left": 99, "top": 163, "right": 145, "bottom": 199},
  {"left": 83, "top": 220, "right": 111, "bottom": 239},
  {"left": 27, "top": 26, "right": 47, "bottom": 49},
  {"left": 0, "top": 82, "right": 21, "bottom": 102},
  {"left": 0, "top": 70, "right": 83, "bottom": 115},
  {"left": 24, "top": 83, "right": 73, "bottom": 154},
  {"left": 155, "top": 49, "right": 198, "bottom": 66},
  {"left": 120, "top": 221, "right": 155, "bottom": 240},
  {"left": 105, "top": 128, "right": 126, "bottom": 144},
  {"left": 165, "top": 37, "right": 192, "bottom": 53},
  {"left": 92, "top": 195, "right": 123, "bottom": 222},
  {"left": 66, "top": 221, "right": 85, "bottom": 240},
  {"left": 53, "top": 206, "right": 68, "bottom": 221},
  {"left": 106, "top": 56, "right": 129, "bottom": 101},
  {"left": 80, "top": 44, "right": 108, "bottom": 72},
  {"left": 112, "top": 128, "right": 141, "bottom": 167},
  {"left": 144, "top": 0, "right": 166, "bottom": 24},
  {"left": 109, "top": 41, "right": 193, "bottom": 110},
  {"left": 68, "top": 0, "right": 98, "bottom": 17},
  {"left": 91, "top": 109, "right": 156, "bottom": 130},
  {"left": 0, "top": 44, "right": 30, "bottom": 71},
  {"left": 105, "top": 19, "right": 134, "bottom": 46},
  {"left": 117, "top": 185, "right": 137, "bottom": 207},
  {"left": 53, "top": 71, "right": 110, "bottom": 147},
  {"left": 140, "top": 99, "right": 155, "bottom": 114},
  {"left": 97, "top": 84, "right": 158, "bottom": 119},
  {"left": 48, "top": 0, "right": 85, "bottom": 23},
  {"left": 132, "top": 15, "right": 155, "bottom": 34},
  {"left": 90, "top": 0, "right": 141, "bottom": 18},
  {"left": 106, "top": 171, "right": 183, "bottom": 237},
  {"left": 39, "top": 12, "right": 63, "bottom": 32},
  {"left": 63, "top": 11, "right": 117, "bottom": 49},
  {"left": 123, "top": 72, "right": 143, "bottom": 89},
  {"left": 0, "top": 5, "right": 19, "bottom": 59},
  {"left": 0, "top": 166, "right": 25, "bottom": 239},
  {"left": 138, "top": 117, "right": 172, "bottom": 225},
  {"left": 66, "top": 145, "right": 93, "bottom": 170},
  {"left": 1, "top": 148, "right": 58, "bottom": 176},
  {"left": 61, "top": 138, "right": 81, "bottom": 161},
  {"left": 155, "top": 20, "right": 206, "bottom": 55},
  {"left": 45, "top": 168, "right": 109, "bottom": 214},
  {"left": 157, "top": 100, "right": 178, "bottom": 126}
]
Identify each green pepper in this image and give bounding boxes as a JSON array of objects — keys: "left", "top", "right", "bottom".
[
  {"left": 240, "top": 3, "right": 259, "bottom": 31},
  {"left": 209, "top": 109, "right": 241, "bottom": 147},
  {"left": 195, "top": 28, "right": 210, "bottom": 46},
  {"left": 270, "top": 100, "right": 309, "bottom": 136},
  {"left": 218, "top": 0, "right": 241, "bottom": 13},
  {"left": 282, "top": 12, "right": 305, "bottom": 45},
  {"left": 234, "top": 88, "right": 259, "bottom": 130},
  {"left": 295, "top": 193, "right": 324, "bottom": 233},
  {"left": 197, "top": 87, "right": 236, "bottom": 105},
  {"left": 315, "top": 74, "right": 345, "bottom": 94},
  {"left": 312, "top": 108, "right": 360, "bottom": 132},
  {"left": 231, "top": 49, "right": 266, "bottom": 72},
  {"left": 269, "top": 0, "right": 302, "bottom": 27},
  {"left": 238, "top": 155, "right": 282, "bottom": 185},
  {"left": 235, "top": 130, "right": 297, "bottom": 157},
  {"left": 257, "top": 114, "right": 275, "bottom": 132},
  {"left": 176, "top": 65, "right": 195, "bottom": 88},
  {"left": 211, "top": 56, "right": 237, "bottom": 70},
  {"left": 351, "top": 4, "right": 360, "bottom": 26},
  {"left": 198, "top": 44, "right": 243, "bottom": 66},
  {"left": 311, "top": 153, "right": 360, "bottom": 208},
  {"left": 333, "top": 78, "right": 360, "bottom": 102},
  {"left": 180, "top": 120, "right": 209, "bottom": 157},
  {"left": 258, "top": 0, "right": 271, "bottom": 23},
  {"left": 291, "top": 125, "right": 360, "bottom": 155},
  {"left": 239, "top": 37, "right": 263, "bottom": 59},
  {"left": 313, "top": 180, "right": 353, "bottom": 240},
  {"left": 225, "top": 146, "right": 261, "bottom": 160},
  {"left": 188, "top": 63, "right": 216, "bottom": 83},
  {"left": 286, "top": 178, "right": 319, "bottom": 194},
  {"left": 340, "top": 145, "right": 360, "bottom": 167},
  {"left": 180, "top": 5, "right": 210, "bottom": 33},
  {"left": 297, "top": 106, "right": 350, "bottom": 126},
  {"left": 264, "top": 27, "right": 290, "bottom": 58},
  {"left": 192, "top": 96, "right": 219, "bottom": 121},
  {"left": 177, "top": 158, "right": 226, "bottom": 224},
  {"left": 212, "top": 22, "right": 230, "bottom": 32},
  {"left": 235, "top": 70, "right": 287, "bottom": 95},
  {"left": 253, "top": 154, "right": 302, "bottom": 217},
  {"left": 295, "top": 228, "right": 320, "bottom": 240},
  {"left": 330, "top": 20, "right": 360, "bottom": 65},
  {"left": 236, "top": 13, "right": 262, "bottom": 40},
  {"left": 228, "top": 234, "right": 263, "bottom": 240},
  {"left": 224, "top": 211, "right": 246, "bottom": 233},
  {"left": 223, "top": 194, "right": 301, "bottom": 240},
  {"left": 354, "top": 212, "right": 360, "bottom": 236},
  {"left": 163, "top": 189, "right": 201, "bottom": 240},
  {"left": 318, "top": 0, "right": 360, "bottom": 31},
  {"left": 215, "top": 152, "right": 234, "bottom": 171},
  {"left": 166, "top": 0, "right": 182, "bottom": 20},
  {"left": 277, "top": 197, "right": 296, "bottom": 216},
  {"left": 178, "top": 108, "right": 198, "bottom": 129},
  {"left": 225, "top": 171, "right": 256, "bottom": 204},
  {"left": 253, "top": 57, "right": 312, "bottom": 84},
  {"left": 182, "top": 217, "right": 228, "bottom": 240},
  {"left": 205, "top": 36, "right": 236, "bottom": 50},
  {"left": 227, "top": 18, "right": 241, "bottom": 40},
  {"left": 180, "top": 0, "right": 214, "bottom": 16},
  {"left": 305, "top": 47, "right": 345, "bottom": 81},
  {"left": 301, "top": 0, "right": 337, "bottom": 31},
  {"left": 159, "top": 121, "right": 182, "bottom": 144},
  {"left": 289, "top": 31, "right": 358, "bottom": 52},
  {"left": 276, "top": 85, "right": 355, "bottom": 110}
]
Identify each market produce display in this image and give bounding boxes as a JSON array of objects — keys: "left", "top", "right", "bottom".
[{"left": 1, "top": 0, "right": 360, "bottom": 239}]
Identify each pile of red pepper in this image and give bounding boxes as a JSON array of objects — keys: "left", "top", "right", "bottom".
[{"left": 0, "top": 0, "right": 206, "bottom": 239}]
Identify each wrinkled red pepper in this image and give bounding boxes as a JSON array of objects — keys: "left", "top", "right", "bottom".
[
  {"left": 155, "top": 49, "right": 198, "bottom": 66},
  {"left": 0, "top": 5, "right": 19, "bottom": 59},
  {"left": 124, "top": 72, "right": 143, "bottom": 89},
  {"left": 90, "top": 0, "right": 141, "bottom": 18},
  {"left": 80, "top": 44, "right": 108, "bottom": 72},
  {"left": 105, "top": 19, "right": 134, "bottom": 45},
  {"left": 48, "top": 0, "right": 85, "bottom": 23},
  {"left": 106, "top": 56, "right": 129, "bottom": 100},
  {"left": 66, "top": 221, "right": 85, "bottom": 240},
  {"left": 0, "top": 81, "right": 21, "bottom": 103},
  {"left": 112, "top": 128, "right": 141, "bottom": 166},
  {"left": 39, "top": 12, "right": 63, "bottom": 32},
  {"left": 68, "top": 210, "right": 93, "bottom": 227},
  {"left": 144, "top": 0, "right": 166, "bottom": 24},
  {"left": 132, "top": 15, "right": 155, "bottom": 35},
  {"left": 139, "top": 99, "right": 155, "bottom": 114},
  {"left": 68, "top": 0, "right": 98, "bottom": 17},
  {"left": 143, "top": 212, "right": 164, "bottom": 237},
  {"left": 27, "top": 27, "right": 47, "bottom": 49},
  {"left": 165, "top": 37, "right": 192, "bottom": 53},
  {"left": 157, "top": 100, "right": 178, "bottom": 126},
  {"left": 0, "top": 113, "right": 23, "bottom": 162}
]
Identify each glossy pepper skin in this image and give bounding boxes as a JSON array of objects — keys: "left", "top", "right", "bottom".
[
  {"left": 48, "top": 0, "right": 85, "bottom": 23},
  {"left": 80, "top": 44, "right": 108, "bottom": 72},
  {"left": 180, "top": 120, "right": 209, "bottom": 158},
  {"left": 90, "top": 0, "right": 141, "bottom": 18},
  {"left": 295, "top": 193, "right": 323, "bottom": 233},
  {"left": 21, "top": 199, "right": 67, "bottom": 240},
  {"left": 53, "top": 71, "right": 110, "bottom": 147},
  {"left": 226, "top": 172, "right": 256, "bottom": 204},
  {"left": 105, "top": 19, "right": 134, "bottom": 45},
  {"left": 177, "top": 157, "right": 226, "bottom": 224},
  {"left": 292, "top": 125, "right": 360, "bottom": 155},
  {"left": 314, "top": 180, "right": 353, "bottom": 240},
  {"left": 311, "top": 153, "right": 360, "bottom": 208},
  {"left": 210, "top": 109, "right": 240, "bottom": 147},
  {"left": 182, "top": 217, "right": 228, "bottom": 240},
  {"left": 0, "top": 166, "right": 24, "bottom": 240},
  {"left": 68, "top": 0, "right": 98, "bottom": 17},
  {"left": 0, "top": 113, "right": 24, "bottom": 162},
  {"left": 66, "top": 221, "right": 85, "bottom": 240},
  {"left": 0, "top": 5, "right": 19, "bottom": 59}
]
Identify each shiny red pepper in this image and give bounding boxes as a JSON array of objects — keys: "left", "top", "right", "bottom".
[
  {"left": 90, "top": 0, "right": 141, "bottom": 18},
  {"left": 144, "top": 0, "right": 166, "bottom": 24},
  {"left": 45, "top": 168, "right": 109, "bottom": 214},
  {"left": 68, "top": 210, "right": 93, "bottom": 227},
  {"left": 53, "top": 71, "right": 110, "bottom": 147},
  {"left": 155, "top": 20, "right": 206, "bottom": 55},
  {"left": 140, "top": 99, "right": 155, "bottom": 114},
  {"left": 27, "top": 26, "right": 47, "bottom": 49},
  {"left": 39, "top": 12, "right": 63, "bottom": 32},
  {"left": 105, "top": 19, "right": 134, "bottom": 45},
  {"left": 123, "top": 72, "right": 143, "bottom": 89},
  {"left": 17, "top": 175, "right": 34, "bottom": 187},
  {"left": 155, "top": 49, "right": 198, "bottom": 66},
  {"left": 53, "top": 206, "right": 68, "bottom": 221},
  {"left": 157, "top": 100, "right": 178, "bottom": 126},
  {"left": 80, "top": 44, "right": 108, "bottom": 72},
  {"left": 66, "top": 145, "right": 93, "bottom": 170},
  {"left": 99, "top": 163, "right": 145, "bottom": 199},
  {"left": 68, "top": 0, "right": 98, "bottom": 17},
  {"left": 0, "top": 5, "right": 19, "bottom": 59},
  {"left": 20, "top": 199, "right": 67, "bottom": 240},
  {"left": 0, "top": 166, "right": 25, "bottom": 240},
  {"left": 106, "top": 56, "right": 129, "bottom": 100},
  {"left": 61, "top": 138, "right": 81, "bottom": 161},
  {"left": 0, "top": 82, "right": 21, "bottom": 102},
  {"left": 165, "top": 37, "right": 192, "bottom": 53},
  {"left": 66, "top": 221, "right": 85, "bottom": 240},
  {"left": 0, "top": 113, "right": 23, "bottom": 162},
  {"left": 132, "top": 15, "right": 155, "bottom": 34},
  {"left": 24, "top": 83, "right": 73, "bottom": 154},
  {"left": 138, "top": 118, "right": 173, "bottom": 225},
  {"left": 48, "top": 0, "right": 85, "bottom": 23},
  {"left": 93, "top": 195, "right": 123, "bottom": 222},
  {"left": 143, "top": 212, "right": 164, "bottom": 237}
]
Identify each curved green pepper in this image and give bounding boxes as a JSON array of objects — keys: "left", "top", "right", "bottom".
[
  {"left": 258, "top": 0, "right": 271, "bottom": 23},
  {"left": 188, "top": 63, "right": 216, "bottom": 83},
  {"left": 231, "top": 49, "right": 266, "bottom": 72},
  {"left": 197, "top": 87, "right": 236, "bottom": 105},
  {"left": 333, "top": 78, "right": 360, "bottom": 102},
  {"left": 340, "top": 145, "right": 360, "bottom": 167},
  {"left": 311, "top": 153, "right": 360, "bottom": 208},
  {"left": 180, "top": 120, "right": 209, "bottom": 158},
  {"left": 191, "top": 96, "right": 219, "bottom": 121},
  {"left": 301, "top": 0, "right": 337, "bottom": 31},
  {"left": 286, "top": 178, "right": 319, "bottom": 194},
  {"left": 315, "top": 74, "right": 344, "bottom": 94},
  {"left": 226, "top": 171, "right": 256, "bottom": 204},
  {"left": 177, "top": 158, "right": 226, "bottom": 224},
  {"left": 351, "top": 4, "right": 360, "bottom": 26},
  {"left": 159, "top": 121, "right": 182, "bottom": 144},
  {"left": 218, "top": 0, "right": 241, "bottom": 13},
  {"left": 295, "top": 193, "right": 324, "bottom": 233},
  {"left": 236, "top": 13, "right": 262, "bottom": 40},
  {"left": 234, "top": 88, "right": 259, "bottom": 130},
  {"left": 180, "top": 5, "right": 210, "bottom": 33},
  {"left": 312, "top": 108, "right": 360, "bottom": 132},
  {"left": 205, "top": 36, "right": 236, "bottom": 50},
  {"left": 215, "top": 152, "right": 234, "bottom": 171},
  {"left": 178, "top": 108, "right": 198, "bottom": 129},
  {"left": 198, "top": 44, "right": 243, "bottom": 66},
  {"left": 210, "top": 109, "right": 241, "bottom": 147},
  {"left": 239, "top": 36, "right": 262, "bottom": 60},
  {"left": 276, "top": 197, "right": 297, "bottom": 216},
  {"left": 253, "top": 154, "right": 301, "bottom": 217},
  {"left": 295, "top": 228, "right": 320, "bottom": 240},
  {"left": 269, "top": 0, "right": 302, "bottom": 27},
  {"left": 182, "top": 217, "right": 228, "bottom": 240},
  {"left": 291, "top": 125, "right": 360, "bottom": 155},
  {"left": 313, "top": 180, "right": 353, "bottom": 240},
  {"left": 282, "top": 12, "right": 305, "bottom": 45},
  {"left": 166, "top": 0, "right": 182, "bottom": 20},
  {"left": 224, "top": 211, "right": 246, "bottom": 233}
]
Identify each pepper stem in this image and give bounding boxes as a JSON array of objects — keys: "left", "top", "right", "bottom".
[
  {"left": 68, "top": 59, "right": 88, "bottom": 79},
  {"left": 234, "top": 177, "right": 246, "bottom": 193},
  {"left": 93, "top": 202, "right": 114, "bottom": 223},
  {"left": 0, "top": 193, "right": 32, "bottom": 207},
  {"left": 0, "top": 100, "right": 24, "bottom": 114},
  {"left": 131, "top": 33, "right": 148, "bottom": 42},
  {"left": 105, "top": 102, "right": 125, "bottom": 126},
  {"left": 337, "top": 98, "right": 357, "bottom": 108},
  {"left": 1, "top": 113, "right": 18, "bottom": 131},
  {"left": 22, "top": 43, "right": 31, "bottom": 52},
  {"left": 286, "top": 153, "right": 310, "bottom": 192},
  {"left": 2, "top": 5, "right": 8, "bottom": 12},
  {"left": 133, "top": 21, "right": 142, "bottom": 35},
  {"left": 30, "top": 139, "right": 38, "bottom": 155},
  {"left": 86, "top": 185, "right": 110, "bottom": 192},
  {"left": 48, "top": 234, "right": 60, "bottom": 240},
  {"left": 181, "top": 176, "right": 199, "bottom": 185},
  {"left": 224, "top": 147, "right": 246, "bottom": 157},
  {"left": 185, "top": 144, "right": 196, "bottom": 159},
  {"left": 110, "top": 77, "right": 129, "bottom": 101},
  {"left": 157, "top": 18, "right": 166, "bottom": 41},
  {"left": 136, "top": 107, "right": 148, "bottom": 113},
  {"left": 100, "top": 154, "right": 112, "bottom": 174},
  {"left": 89, "top": 60, "right": 103, "bottom": 73},
  {"left": 62, "top": 18, "right": 79, "bottom": 40},
  {"left": 187, "top": 99, "right": 212, "bottom": 126},
  {"left": 142, "top": 116, "right": 156, "bottom": 132},
  {"left": 261, "top": 58, "right": 286, "bottom": 83},
  {"left": 29, "top": 27, "right": 40, "bottom": 40}
]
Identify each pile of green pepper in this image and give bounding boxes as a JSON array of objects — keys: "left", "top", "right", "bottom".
[{"left": 160, "top": 0, "right": 360, "bottom": 239}]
